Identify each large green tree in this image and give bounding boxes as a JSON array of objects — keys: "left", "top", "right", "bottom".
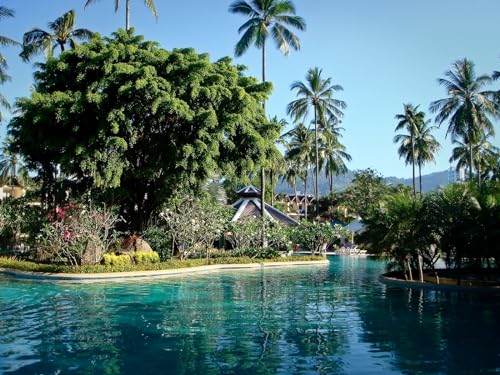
[
  {"left": 9, "top": 30, "right": 277, "bottom": 231},
  {"left": 84, "top": 0, "right": 158, "bottom": 31},
  {"left": 0, "top": 6, "right": 18, "bottom": 122},
  {"left": 430, "top": 58, "right": 498, "bottom": 182},
  {"left": 229, "top": 0, "right": 305, "bottom": 218},
  {"left": 287, "top": 67, "right": 346, "bottom": 216},
  {"left": 20, "top": 10, "right": 93, "bottom": 62}
]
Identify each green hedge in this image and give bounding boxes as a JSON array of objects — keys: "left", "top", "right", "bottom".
[{"left": 0, "top": 255, "right": 325, "bottom": 274}]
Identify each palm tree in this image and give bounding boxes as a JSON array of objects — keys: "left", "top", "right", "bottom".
[
  {"left": 229, "top": 0, "right": 305, "bottom": 217},
  {"left": 0, "top": 6, "right": 18, "bottom": 122},
  {"left": 430, "top": 58, "right": 498, "bottom": 182},
  {"left": 283, "top": 123, "right": 314, "bottom": 220},
  {"left": 393, "top": 104, "right": 426, "bottom": 196},
  {"left": 20, "top": 10, "right": 93, "bottom": 62},
  {"left": 0, "top": 137, "right": 28, "bottom": 187},
  {"left": 229, "top": 0, "right": 306, "bottom": 89},
  {"left": 450, "top": 133, "right": 499, "bottom": 186},
  {"left": 287, "top": 67, "right": 346, "bottom": 216},
  {"left": 414, "top": 121, "right": 440, "bottom": 193},
  {"left": 319, "top": 128, "right": 351, "bottom": 194},
  {"left": 281, "top": 158, "right": 302, "bottom": 216},
  {"left": 84, "top": 0, "right": 158, "bottom": 31}
]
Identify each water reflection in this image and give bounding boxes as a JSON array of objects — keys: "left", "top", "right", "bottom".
[{"left": 0, "top": 258, "right": 499, "bottom": 374}]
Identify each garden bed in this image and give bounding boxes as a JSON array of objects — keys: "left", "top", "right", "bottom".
[
  {"left": 0, "top": 256, "right": 328, "bottom": 283},
  {"left": 381, "top": 269, "right": 500, "bottom": 293}
]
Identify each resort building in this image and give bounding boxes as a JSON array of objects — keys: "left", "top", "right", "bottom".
[
  {"left": 231, "top": 185, "right": 299, "bottom": 226},
  {"left": 279, "top": 193, "right": 315, "bottom": 220}
]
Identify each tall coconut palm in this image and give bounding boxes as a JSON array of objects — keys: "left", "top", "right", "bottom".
[
  {"left": 20, "top": 10, "right": 93, "bottom": 62},
  {"left": 430, "top": 58, "right": 498, "bottom": 182},
  {"left": 287, "top": 67, "right": 346, "bottom": 216},
  {"left": 283, "top": 123, "right": 314, "bottom": 220},
  {"left": 319, "top": 128, "right": 351, "bottom": 194},
  {"left": 0, "top": 6, "right": 18, "bottom": 122},
  {"left": 414, "top": 121, "right": 440, "bottom": 193},
  {"left": 84, "top": 0, "right": 157, "bottom": 31},
  {"left": 0, "top": 137, "right": 28, "bottom": 186},
  {"left": 229, "top": 0, "right": 306, "bottom": 217},
  {"left": 393, "top": 104, "right": 426, "bottom": 196},
  {"left": 450, "top": 133, "right": 499, "bottom": 186}
]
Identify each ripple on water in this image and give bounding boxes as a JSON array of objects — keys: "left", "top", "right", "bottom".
[{"left": 1, "top": 258, "right": 500, "bottom": 374}]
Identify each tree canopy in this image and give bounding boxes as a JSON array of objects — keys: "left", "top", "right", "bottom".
[{"left": 9, "top": 29, "right": 278, "bottom": 230}]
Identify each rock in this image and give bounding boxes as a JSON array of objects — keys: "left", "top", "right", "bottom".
[{"left": 134, "top": 238, "right": 153, "bottom": 252}]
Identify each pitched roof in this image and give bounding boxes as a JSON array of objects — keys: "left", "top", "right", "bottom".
[{"left": 231, "top": 187, "right": 299, "bottom": 226}]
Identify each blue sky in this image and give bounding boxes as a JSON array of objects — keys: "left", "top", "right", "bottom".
[{"left": 1, "top": 0, "right": 499, "bottom": 178}]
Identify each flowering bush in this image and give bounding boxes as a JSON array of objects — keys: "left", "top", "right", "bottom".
[
  {"left": 160, "top": 198, "right": 230, "bottom": 260},
  {"left": 41, "top": 204, "right": 121, "bottom": 265},
  {"left": 289, "top": 222, "right": 348, "bottom": 255}
]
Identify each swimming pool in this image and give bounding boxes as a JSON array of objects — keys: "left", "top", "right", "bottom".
[{"left": 1, "top": 256, "right": 499, "bottom": 374}]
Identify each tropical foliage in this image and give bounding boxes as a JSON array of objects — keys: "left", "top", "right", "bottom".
[
  {"left": 287, "top": 67, "right": 346, "bottom": 216},
  {"left": 84, "top": 0, "right": 158, "bottom": 30},
  {"left": 358, "top": 182, "right": 500, "bottom": 274},
  {"left": 0, "top": 6, "right": 17, "bottom": 122},
  {"left": 430, "top": 58, "right": 498, "bottom": 182},
  {"left": 229, "top": 0, "right": 305, "bottom": 81},
  {"left": 9, "top": 30, "right": 278, "bottom": 231},
  {"left": 20, "top": 10, "right": 93, "bottom": 61}
]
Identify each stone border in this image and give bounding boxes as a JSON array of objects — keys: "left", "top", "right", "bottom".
[
  {"left": 380, "top": 274, "right": 500, "bottom": 294},
  {"left": 0, "top": 260, "right": 329, "bottom": 284}
]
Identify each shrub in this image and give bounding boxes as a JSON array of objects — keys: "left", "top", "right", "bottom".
[
  {"left": 40, "top": 204, "right": 121, "bottom": 266},
  {"left": 102, "top": 253, "right": 132, "bottom": 267},
  {"left": 142, "top": 226, "right": 172, "bottom": 260},
  {"left": 289, "top": 222, "right": 348, "bottom": 255},
  {"left": 160, "top": 198, "right": 230, "bottom": 260},
  {"left": 134, "top": 251, "right": 160, "bottom": 265}
]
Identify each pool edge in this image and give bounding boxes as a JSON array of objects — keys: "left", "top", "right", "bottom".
[{"left": 0, "top": 259, "right": 329, "bottom": 283}]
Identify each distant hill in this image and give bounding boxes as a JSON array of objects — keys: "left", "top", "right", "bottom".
[{"left": 276, "top": 169, "right": 451, "bottom": 195}]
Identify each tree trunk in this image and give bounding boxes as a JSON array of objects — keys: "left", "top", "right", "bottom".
[
  {"left": 418, "top": 163, "right": 422, "bottom": 195},
  {"left": 329, "top": 172, "right": 333, "bottom": 195},
  {"left": 411, "top": 134, "right": 416, "bottom": 197},
  {"left": 469, "top": 133, "right": 473, "bottom": 181},
  {"left": 126, "top": 0, "right": 131, "bottom": 30},
  {"left": 477, "top": 159, "right": 481, "bottom": 187},
  {"left": 269, "top": 168, "right": 274, "bottom": 206},
  {"left": 314, "top": 106, "right": 319, "bottom": 219},
  {"left": 294, "top": 181, "right": 299, "bottom": 218},
  {"left": 304, "top": 170, "right": 308, "bottom": 221},
  {"left": 260, "top": 39, "right": 266, "bottom": 244}
]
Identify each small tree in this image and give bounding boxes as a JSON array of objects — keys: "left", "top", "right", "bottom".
[
  {"left": 289, "top": 222, "right": 348, "bottom": 256},
  {"left": 160, "top": 198, "right": 229, "bottom": 260},
  {"left": 40, "top": 204, "right": 120, "bottom": 265}
]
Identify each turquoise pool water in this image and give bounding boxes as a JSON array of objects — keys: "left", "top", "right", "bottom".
[{"left": 1, "top": 257, "right": 499, "bottom": 374}]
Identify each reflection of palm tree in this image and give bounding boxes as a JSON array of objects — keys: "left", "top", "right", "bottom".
[
  {"left": 85, "top": 0, "right": 158, "bottom": 31},
  {"left": 430, "top": 58, "right": 498, "bottom": 182},
  {"left": 0, "top": 6, "right": 18, "bottom": 122},
  {"left": 230, "top": 0, "right": 305, "bottom": 217},
  {"left": 283, "top": 123, "right": 314, "bottom": 219},
  {"left": 287, "top": 67, "right": 346, "bottom": 216},
  {"left": 393, "top": 104, "right": 425, "bottom": 196},
  {"left": 20, "top": 10, "right": 93, "bottom": 62}
]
